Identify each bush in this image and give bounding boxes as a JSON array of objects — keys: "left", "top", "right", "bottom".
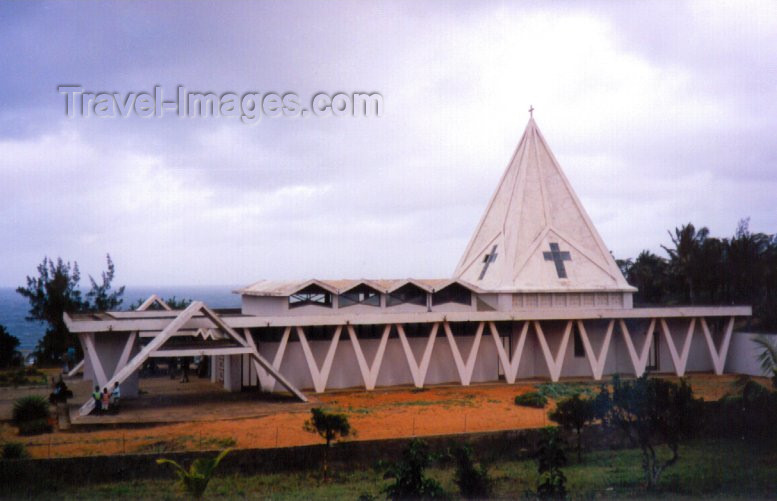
[
  {"left": 2, "top": 442, "right": 29, "bottom": 460},
  {"left": 18, "top": 419, "right": 52, "bottom": 435},
  {"left": 515, "top": 392, "right": 548, "bottom": 408},
  {"left": 382, "top": 439, "right": 446, "bottom": 500},
  {"left": 548, "top": 394, "right": 597, "bottom": 461},
  {"left": 12, "top": 395, "right": 51, "bottom": 435},
  {"left": 534, "top": 427, "right": 567, "bottom": 500},
  {"left": 452, "top": 445, "right": 491, "bottom": 499},
  {"left": 601, "top": 374, "right": 700, "bottom": 490}
]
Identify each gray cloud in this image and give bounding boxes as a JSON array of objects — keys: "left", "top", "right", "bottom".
[{"left": 2, "top": 0, "right": 776, "bottom": 286}]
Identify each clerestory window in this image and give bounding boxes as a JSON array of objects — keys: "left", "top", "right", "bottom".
[{"left": 289, "top": 285, "right": 333, "bottom": 308}]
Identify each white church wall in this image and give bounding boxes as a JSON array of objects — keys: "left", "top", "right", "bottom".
[
  {"left": 241, "top": 296, "right": 287, "bottom": 316},
  {"left": 725, "top": 332, "right": 776, "bottom": 376},
  {"left": 651, "top": 318, "right": 714, "bottom": 375},
  {"left": 515, "top": 328, "right": 537, "bottom": 378},
  {"left": 256, "top": 329, "right": 503, "bottom": 391},
  {"left": 80, "top": 332, "right": 139, "bottom": 397}
]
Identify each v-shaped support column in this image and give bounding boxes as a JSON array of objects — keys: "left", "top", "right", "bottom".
[
  {"left": 660, "top": 318, "right": 696, "bottom": 377},
  {"left": 244, "top": 327, "right": 291, "bottom": 392},
  {"left": 443, "top": 321, "right": 484, "bottom": 386},
  {"left": 700, "top": 317, "right": 735, "bottom": 375},
  {"left": 348, "top": 324, "right": 391, "bottom": 390},
  {"left": 619, "top": 319, "right": 655, "bottom": 377},
  {"left": 577, "top": 320, "right": 613, "bottom": 380},
  {"left": 534, "top": 320, "right": 572, "bottom": 382},
  {"left": 489, "top": 321, "right": 528, "bottom": 384},
  {"left": 397, "top": 323, "right": 438, "bottom": 388},
  {"left": 295, "top": 326, "right": 342, "bottom": 393}
]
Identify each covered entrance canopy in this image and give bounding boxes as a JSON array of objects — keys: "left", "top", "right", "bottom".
[{"left": 66, "top": 301, "right": 307, "bottom": 417}]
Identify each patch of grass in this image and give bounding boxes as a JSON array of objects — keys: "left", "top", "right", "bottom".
[
  {"left": 515, "top": 392, "right": 547, "bottom": 408},
  {"left": 9, "top": 438, "right": 777, "bottom": 500},
  {"left": 133, "top": 435, "right": 236, "bottom": 453},
  {"left": 346, "top": 407, "right": 373, "bottom": 415},
  {"left": 535, "top": 382, "right": 597, "bottom": 400},
  {"left": 0, "top": 368, "right": 48, "bottom": 387}
]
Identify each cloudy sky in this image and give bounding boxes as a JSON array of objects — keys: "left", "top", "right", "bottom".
[{"left": 1, "top": 0, "right": 776, "bottom": 287}]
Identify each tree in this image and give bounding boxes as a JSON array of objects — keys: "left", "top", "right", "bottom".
[
  {"left": 303, "top": 407, "right": 352, "bottom": 481},
  {"left": 548, "top": 394, "right": 596, "bottom": 461},
  {"left": 16, "top": 257, "right": 86, "bottom": 365},
  {"left": 0, "top": 325, "right": 22, "bottom": 369},
  {"left": 16, "top": 255, "right": 125, "bottom": 365},
  {"left": 156, "top": 448, "right": 231, "bottom": 498},
  {"left": 601, "top": 375, "right": 699, "bottom": 490},
  {"left": 382, "top": 438, "right": 446, "bottom": 500},
  {"left": 625, "top": 251, "right": 671, "bottom": 306},
  {"left": 452, "top": 445, "right": 491, "bottom": 499},
  {"left": 85, "top": 254, "right": 125, "bottom": 311},
  {"left": 535, "top": 427, "right": 567, "bottom": 500},
  {"left": 663, "top": 223, "right": 712, "bottom": 304},
  {"left": 127, "top": 295, "right": 192, "bottom": 311}
]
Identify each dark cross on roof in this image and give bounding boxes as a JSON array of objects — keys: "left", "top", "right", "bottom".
[
  {"left": 479, "top": 245, "right": 498, "bottom": 280},
  {"left": 529, "top": 105, "right": 534, "bottom": 118},
  {"left": 543, "top": 242, "right": 571, "bottom": 278}
]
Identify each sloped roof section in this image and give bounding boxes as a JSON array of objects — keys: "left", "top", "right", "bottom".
[{"left": 454, "top": 117, "right": 635, "bottom": 293}]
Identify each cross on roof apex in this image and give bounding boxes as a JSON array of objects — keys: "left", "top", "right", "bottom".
[{"left": 528, "top": 105, "right": 534, "bottom": 118}]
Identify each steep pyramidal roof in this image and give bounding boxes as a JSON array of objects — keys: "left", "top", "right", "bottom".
[{"left": 454, "top": 117, "right": 635, "bottom": 293}]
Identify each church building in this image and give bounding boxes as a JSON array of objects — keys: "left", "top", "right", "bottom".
[{"left": 65, "top": 114, "right": 750, "bottom": 415}]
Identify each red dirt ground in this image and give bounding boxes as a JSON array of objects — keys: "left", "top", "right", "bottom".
[{"left": 0, "top": 374, "right": 757, "bottom": 459}]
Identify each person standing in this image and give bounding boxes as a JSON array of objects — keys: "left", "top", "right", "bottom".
[
  {"left": 101, "top": 388, "right": 110, "bottom": 414},
  {"left": 92, "top": 386, "right": 102, "bottom": 415},
  {"left": 110, "top": 382, "right": 121, "bottom": 413}
]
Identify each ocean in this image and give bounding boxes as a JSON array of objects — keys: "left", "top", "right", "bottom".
[{"left": 0, "top": 286, "right": 241, "bottom": 351}]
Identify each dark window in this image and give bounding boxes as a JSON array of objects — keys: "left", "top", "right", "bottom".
[
  {"left": 288, "top": 284, "right": 333, "bottom": 309},
  {"left": 387, "top": 283, "right": 427, "bottom": 306},
  {"left": 339, "top": 284, "right": 381, "bottom": 308},
  {"left": 432, "top": 283, "right": 472, "bottom": 306},
  {"left": 573, "top": 323, "right": 585, "bottom": 358}
]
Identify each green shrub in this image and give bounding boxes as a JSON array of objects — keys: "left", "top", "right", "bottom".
[
  {"left": 18, "top": 419, "right": 52, "bottom": 435},
  {"left": 2, "top": 442, "right": 29, "bottom": 460},
  {"left": 452, "top": 445, "right": 491, "bottom": 499},
  {"left": 382, "top": 439, "right": 446, "bottom": 500},
  {"left": 12, "top": 395, "right": 51, "bottom": 435},
  {"left": 535, "top": 427, "right": 567, "bottom": 499},
  {"left": 515, "top": 392, "right": 548, "bottom": 408},
  {"left": 156, "top": 448, "right": 231, "bottom": 498},
  {"left": 548, "top": 394, "right": 597, "bottom": 461}
]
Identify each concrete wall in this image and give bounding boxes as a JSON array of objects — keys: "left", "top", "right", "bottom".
[
  {"left": 79, "top": 332, "right": 139, "bottom": 397},
  {"left": 725, "top": 332, "right": 777, "bottom": 376}
]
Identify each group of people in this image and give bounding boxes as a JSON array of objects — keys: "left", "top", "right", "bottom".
[{"left": 92, "top": 382, "right": 120, "bottom": 415}]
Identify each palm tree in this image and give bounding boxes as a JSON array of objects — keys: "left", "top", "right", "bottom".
[
  {"left": 156, "top": 448, "right": 231, "bottom": 498},
  {"left": 752, "top": 335, "right": 777, "bottom": 388}
]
